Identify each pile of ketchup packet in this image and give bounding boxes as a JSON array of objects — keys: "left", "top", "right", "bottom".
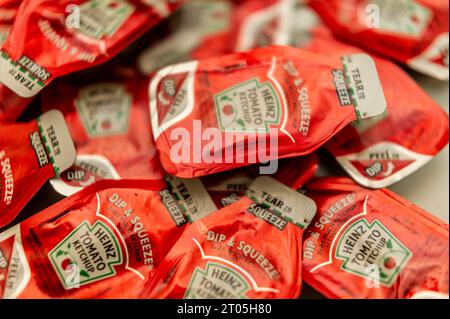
[{"left": 0, "top": 0, "right": 448, "bottom": 299}]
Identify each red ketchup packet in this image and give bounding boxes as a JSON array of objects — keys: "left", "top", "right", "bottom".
[
  {"left": 229, "top": 0, "right": 297, "bottom": 52},
  {"left": 308, "top": 0, "right": 449, "bottom": 80},
  {"left": 0, "top": 175, "right": 218, "bottom": 299},
  {"left": 228, "top": 0, "right": 345, "bottom": 52},
  {"left": 202, "top": 154, "right": 318, "bottom": 208},
  {"left": 0, "top": 0, "right": 184, "bottom": 100},
  {"left": 0, "top": 0, "right": 30, "bottom": 123},
  {"left": 230, "top": 1, "right": 449, "bottom": 188},
  {"left": 41, "top": 65, "right": 164, "bottom": 196},
  {"left": 138, "top": 0, "right": 233, "bottom": 75},
  {"left": 302, "top": 177, "right": 449, "bottom": 299},
  {"left": 0, "top": 110, "right": 76, "bottom": 228},
  {"left": 149, "top": 45, "right": 387, "bottom": 178},
  {"left": 325, "top": 59, "right": 449, "bottom": 188},
  {"left": 145, "top": 176, "right": 317, "bottom": 299}
]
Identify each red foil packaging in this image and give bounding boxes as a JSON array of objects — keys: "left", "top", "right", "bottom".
[
  {"left": 308, "top": 0, "right": 449, "bottom": 80},
  {"left": 145, "top": 176, "right": 317, "bottom": 299},
  {"left": 149, "top": 45, "right": 387, "bottom": 178},
  {"left": 41, "top": 65, "right": 164, "bottom": 196},
  {"left": 302, "top": 177, "right": 449, "bottom": 299},
  {"left": 230, "top": 1, "right": 449, "bottom": 188},
  {"left": 0, "top": 175, "right": 218, "bottom": 298},
  {"left": 0, "top": 110, "right": 76, "bottom": 228},
  {"left": 0, "top": 0, "right": 30, "bottom": 122},
  {"left": 138, "top": 0, "right": 233, "bottom": 75},
  {"left": 0, "top": 0, "right": 185, "bottom": 112}
]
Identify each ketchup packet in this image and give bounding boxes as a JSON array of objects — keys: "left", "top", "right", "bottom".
[
  {"left": 203, "top": 155, "right": 318, "bottom": 208},
  {"left": 150, "top": 45, "right": 387, "bottom": 178},
  {"left": 230, "top": 0, "right": 347, "bottom": 54},
  {"left": 302, "top": 177, "right": 449, "bottom": 299},
  {"left": 145, "top": 176, "right": 317, "bottom": 299},
  {"left": 0, "top": 175, "right": 218, "bottom": 299},
  {"left": 138, "top": 0, "right": 232, "bottom": 75},
  {"left": 231, "top": 1, "right": 449, "bottom": 188},
  {"left": 230, "top": 0, "right": 301, "bottom": 52},
  {"left": 41, "top": 65, "right": 164, "bottom": 196},
  {"left": 0, "top": 0, "right": 184, "bottom": 100},
  {"left": 326, "top": 60, "right": 449, "bottom": 188},
  {"left": 308, "top": 0, "right": 449, "bottom": 80},
  {"left": 0, "top": 0, "right": 30, "bottom": 123},
  {"left": 0, "top": 110, "right": 76, "bottom": 228}
]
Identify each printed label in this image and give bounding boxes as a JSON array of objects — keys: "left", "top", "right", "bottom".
[
  {"left": 50, "top": 155, "right": 120, "bottom": 196},
  {"left": 149, "top": 61, "right": 198, "bottom": 139},
  {"left": 76, "top": 83, "right": 132, "bottom": 137},
  {"left": 0, "top": 150, "right": 14, "bottom": 206},
  {"left": 37, "top": 110, "right": 77, "bottom": 176},
  {"left": 336, "top": 218, "right": 412, "bottom": 287},
  {"left": 332, "top": 69, "right": 353, "bottom": 107},
  {"left": 214, "top": 78, "right": 281, "bottom": 132},
  {"left": 0, "top": 51, "right": 46, "bottom": 98},
  {"left": 340, "top": 54, "right": 387, "bottom": 120},
  {"left": 48, "top": 220, "right": 122, "bottom": 289},
  {"left": 138, "top": 31, "right": 200, "bottom": 75},
  {"left": 138, "top": 0, "right": 231, "bottom": 74},
  {"left": 158, "top": 73, "right": 190, "bottom": 127},
  {"left": 29, "top": 131, "right": 49, "bottom": 168},
  {"left": 247, "top": 203, "right": 288, "bottom": 230},
  {"left": 0, "top": 225, "right": 31, "bottom": 299},
  {"left": 247, "top": 176, "right": 316, "bottom": 229},
  {"left": 164, "top": 175, "right": 217, "bottom": 222},
  {"left": 220, "top": 193, "right": 242, "bottom": 207},
  {"left": 184, "top": 262, "right": 250, "bottom": 299},
  {"left": 204, "top": 173, "right": 253, "bottom": 192},
  {"left": 179, "top": 0, "right": 231, "bottom": 36},
  {"left": 158, "top": 189, "right": 188, "bottom": 227},
  {"left": 236, "top": 1, "right": 282, "bottom": 51},
  {"left": 408, "top": 32, "right": 449, "bottom": 81},
  {"left": 78, "top": 0, "right": 134, "bottom": 39},
  {"left": 236, "top": 0, "right": 319, "bottom": 51},
  {"left": 336, "top": 142, "right": 432, "bottom": 189}
]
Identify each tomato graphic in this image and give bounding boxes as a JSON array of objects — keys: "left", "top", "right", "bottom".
[
  {"left": 109, "top": 1, "right": 119, "bottom": 9},
  {"left": 101, "top": 119, "right": 112, "bottom": 131},
  {"left": 410, "top": 15, "right": 420, "bottom": 24},
  {"left": 222, "top": 104, "right": 234, "bottom": 116},
  {"left": 61, "top": 258, "right": 74, "bottom": 271},
  {"left": 384, "top": 257, "right": 397, "bottom": 270}
]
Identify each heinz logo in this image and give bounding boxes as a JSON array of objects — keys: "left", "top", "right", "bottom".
[
  {"left": 48, "top": 220, "right": 122, "bottom": 289},
  {"left": 336, "top": 218, "right": 412, "bottom": 287}
]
